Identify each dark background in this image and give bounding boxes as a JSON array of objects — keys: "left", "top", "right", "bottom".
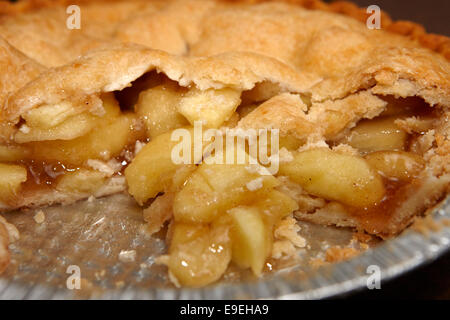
[
  {"left": 347, "top": 253, "right": 450, "bottom": 299},
  {"left": 329, "top": 0, "right": 450, "bottom": 36},
  {"left": 331, "top": 0, "right": 450, "bottom": 300}
]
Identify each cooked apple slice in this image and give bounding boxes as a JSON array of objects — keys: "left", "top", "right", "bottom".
[
  {"left": 173, "top": 162, "right": 279, "bottom": 223},
  {"left": 28, "top": 113, "right": 142, "bottom": 165},
  {"left": 15, "top": 93, "right": 121, "bottom": 143},
  {"left": 22, "top": 101, "right": 82, "bottom": 129},
  {"left": 135, "top": 83, "right": 188, "bottom": 138},
  {"left": 56, "top": 169, "right": 108, "bottom": 194},
  {"left": 279, "top": 135, "right": 304, "bottom": 150},
  {"left": 279, "top": 148, "right": 385, "bottom": 208},
  {"left": 0, "top": 163, "right": 27, "bottom": 202},
  {"left": 169, "top": 165, "right": 198, "bottom": 192},
  {"left": 0, "top": 145, "right": 30, "bottom": 162},
  {"left": 178, "top": 88, "right": 241, "bottom": 128},
  {"left": 228, "top": 206, "right": 271, "bottom": 276},
  {"left": 364, "top": 151, "right": 425, "bottom": 181},
  {"left": 126, "top": 125, "right": 213, "bottom": 204},
  {"left": 343, "top": 117, "right": 408, "bottom": 153},
  {"left": 167, "top": 222, "right": 232, "bottom": 287},
  {"left": 125, "top": 131, "right": 185, "bottom": 205},
  {"left": 254, "top": 189, "right": 299, "bottom": 226},
  {"left": 16, "top": 113, "right": 104, "bottom": 143}
]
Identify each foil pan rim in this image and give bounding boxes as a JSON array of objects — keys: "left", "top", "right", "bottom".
[{"left": 0, "top": 196, "right": 448, "bottom": 300}]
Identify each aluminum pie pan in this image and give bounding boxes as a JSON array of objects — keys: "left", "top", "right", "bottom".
[{"left": 0, "top": 194, "right": 448, "bottom": 300}]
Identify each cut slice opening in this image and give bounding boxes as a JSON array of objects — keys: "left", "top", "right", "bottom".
[{"left": 0, "top": 68, "right": 448, "bottom": 288}]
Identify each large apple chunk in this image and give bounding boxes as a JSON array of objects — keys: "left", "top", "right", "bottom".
[
  {"left": 135, "top": 84, "right": 188, "bottom": 138},
  {"left": 28, "top": 113, "right": 142, "bottom": 165},
  {"left": 0, "top": 145, "right": 30, "bottom": 162},
  {"left": 228, "top": 206, "right": 271, "bottom": 276},
  {"left": 364, "top": 151, "right": 425, "bottom": 181},
  {"left": 167, "top": 222, "right": 232, "bottom": 287},
  {"left": 125, "top": 131, "right": 183, "bottom": 205},
  {"left": 178, "top": 88, "right": 241, "bottom": 128},
  {"left": 15, "top": 93, "right": 121, "bottom": 143},
  {"left": 343, "top": 117, "right": 408, "bottom": 153},
  {"left": 254, "top": 190, "right": 299, "bottom": 226},
  {"left": 226, "top": 191, "right": 298, "bottom": 276},
  {"left": 56, "top": 169, "right": 107, "bottom": 194},
  {"left": 173, "top": 162, "right": 279, "bottom": 223},
  {"left": 279, "top": 148, "right": 385, "bottom": 208}
]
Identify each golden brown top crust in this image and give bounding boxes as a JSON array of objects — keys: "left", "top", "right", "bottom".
[
  {"left": 0, "top": 0, "right": 449, "bottom": 125},
  {"left": 1, "top": 0, "right": 449, "bottom": 60},
  {"left": 0, "top": 37, "right": 44, "bottom": 110},
  {"left": 3, "top": 45, "right": 312, "bottom": 122},
  {"left": 0, "top": 1, "right": 156, "bottom": 67},
  {"left": 0, "top": 0, "right": 448, "bottom": 69}
]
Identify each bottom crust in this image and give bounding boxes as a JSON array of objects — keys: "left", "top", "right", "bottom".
[
  {"left": 0, "top": 176, "right": 127, "bottom": 212},
  {"left": 2, "top": 171, "right": 448, "bottom": 240},
  {"left": 0, "top": 220, "right": 9, "bottom": 274}
]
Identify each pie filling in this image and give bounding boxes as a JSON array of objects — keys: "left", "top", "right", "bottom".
[{"left": 0, "top": 72, "right": 447, "bottom": 287}]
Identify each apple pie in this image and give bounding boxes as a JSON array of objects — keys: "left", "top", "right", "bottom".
[{"left": 0, "top": 0, "right": 449, "bottom": 287}]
